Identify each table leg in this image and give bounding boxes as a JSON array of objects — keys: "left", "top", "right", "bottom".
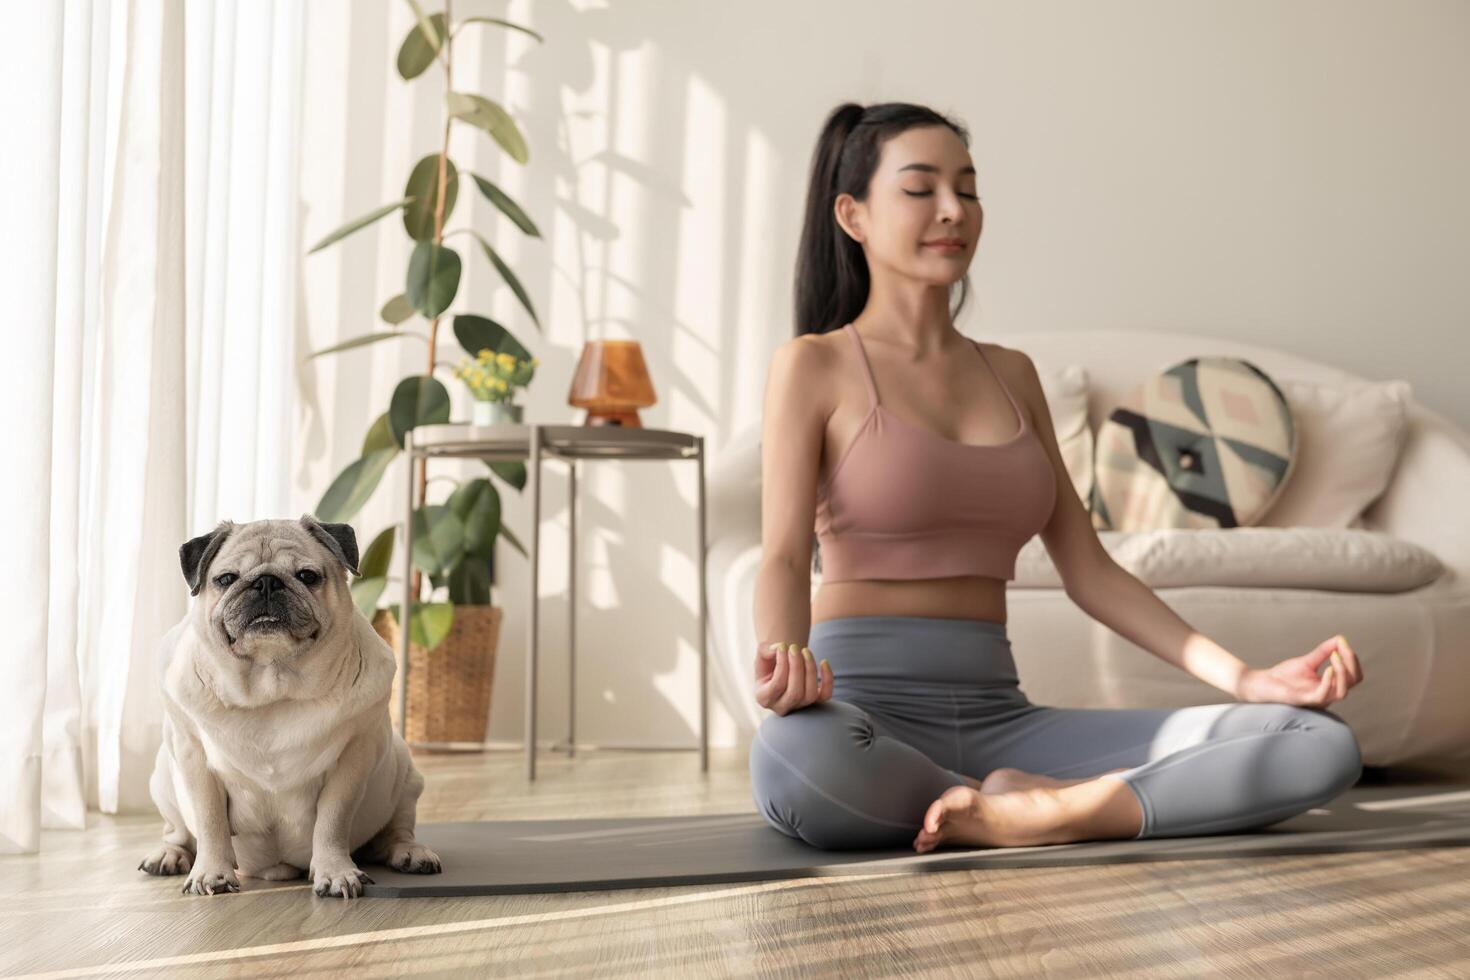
[
  {"left": 528, "top": 424, "right": 541, "bottom": 780},
  {"left": 398, "top": 431, "right": 415, "bottom": 742},
  {"left": 697, "top": 437, "right": 708, "bottom": 772},
  {"left": 568, "top": 457, "right": 577, "bottom": 758}
]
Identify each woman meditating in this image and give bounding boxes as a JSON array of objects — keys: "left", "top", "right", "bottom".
[{"left": 749, "top": 101, "right": 1365, "bottom": 852}]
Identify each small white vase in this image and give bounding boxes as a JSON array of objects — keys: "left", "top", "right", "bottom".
[{"left": 472, "top": 400, "right": 523, "bottom": 426}]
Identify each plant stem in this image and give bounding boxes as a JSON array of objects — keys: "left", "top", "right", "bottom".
[{"left": 410, "top": 0, "right": 453, "bottom": 612}]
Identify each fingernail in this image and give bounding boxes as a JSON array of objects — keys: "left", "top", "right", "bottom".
[
  {"left": 821, "top": 658, "right": 830, "bottom": 672},
  {"left": 803, "top": 648, "right": 813, "bottom": 660}
]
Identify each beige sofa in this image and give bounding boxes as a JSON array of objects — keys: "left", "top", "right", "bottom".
[{"left": 706, "top": 328, "right": 1470, "bottom": 778}]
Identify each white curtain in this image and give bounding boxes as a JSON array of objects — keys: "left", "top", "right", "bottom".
[{"left": 0, "top": 0, "right": 305, "bottom": 854}]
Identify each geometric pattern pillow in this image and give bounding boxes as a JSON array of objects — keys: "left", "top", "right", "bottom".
[{"left": 1090, "top": 356, "right": 1297, "bottom": 530}]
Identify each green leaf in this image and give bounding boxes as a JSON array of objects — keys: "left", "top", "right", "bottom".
[
  {"left": 486, "top": 459, "right": 527, "bottom": 492},
  {"left": 453, "top": 313, "right": 534, "bottom": 364},
  {"left": 445, "top": 92, "right": 528, "bottom": 164},
  {"left": 388, "top": 375, "right": 452, "bottom": 448},
  {"left": 470, "top": 231, "right": 539, "bottom": 329},
  {"left": 396, "top": 9, "right": 445, "bottom": 80},
  {"left": 403, "top": 154, "right": 458, "bottom": 241},
  {"left": 406, "top": 241, "right": 461, "bottom": 318},
  {"left": 350, "top": 575, "right": 388, "bottom": 619},
  {"left": 497, "top": 520, "right": 528, "bottom": 558},
  {"left": 308, "top": 197, "right": 414, "bottom": 254},
  {"left": 468, "top": 173, "right": 540, "bottom": 237},
  {"left": 454, "top": 16, "right": 544, "bottom": 44},
  {"left": 362, "top": 412, "right": 398, "bottom": 455},
  {"left": 306, "top": 331, "right": 426, "bottom": 360},
  {"left": 447, "top": 556, "right": 492, "bottom": 605},
  {"left": 380, "top": 293, "right": 416, "bottom": 325},
  {"left": 409, "top": 601, "right": 455, "bottom": 650},
  {"left": 410, "top": 504, "right": 464, "bottom": 576},
  {"left": 446, "top": 478, "right": 501, "bottom": 559},
  {"left": 359, "top": 525, "right": 397, "bottom": 579},
  {"left": 315, "top": 449, "right": 398, "bottom": 523}
]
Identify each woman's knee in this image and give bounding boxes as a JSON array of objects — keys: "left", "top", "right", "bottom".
[
  {"left": 752, "top": 698, "right": 875, "bottom": 764},
  {"left": 748, "top": 699, "right": 872, "bottom": 820},
  {"left": 747, "top": 699, "right": 919, "bottom": 849},
  {"left": 1289, "top": 708, "right": 1364, "bottom": 799}
]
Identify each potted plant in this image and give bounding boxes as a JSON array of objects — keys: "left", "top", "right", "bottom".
[
  {"left": 457, "top": 348, "right": 539, "bottom": 425},
  {"left": 304, "top": 2, "right": 545, "bottom": 744}
]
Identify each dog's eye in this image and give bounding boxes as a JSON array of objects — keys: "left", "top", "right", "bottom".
[
  {"left": 296, "top": 570, "right": 321, "bottom": 587},
  {"left": 214, "top": 573, "right": 237, "bottom": 588}
]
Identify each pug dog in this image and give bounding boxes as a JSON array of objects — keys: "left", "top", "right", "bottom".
[{"left": 137, "top": 515, "right": 442, "bottom": 898}]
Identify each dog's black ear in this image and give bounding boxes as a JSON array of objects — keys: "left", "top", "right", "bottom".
[
  {"left": 180, "top": 521, "right": 236, "bottom": 597},
  {"left": 300, "top": 514, "right": 360, "bottom": 577}
]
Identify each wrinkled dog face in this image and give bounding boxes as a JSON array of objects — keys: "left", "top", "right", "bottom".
[{"left": 179, "top": 515, "right": 361, "bottom": 660}]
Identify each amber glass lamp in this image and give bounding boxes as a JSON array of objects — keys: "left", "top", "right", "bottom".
[{"left": 567, "top": 339, "right": 658, "bottom": 427}]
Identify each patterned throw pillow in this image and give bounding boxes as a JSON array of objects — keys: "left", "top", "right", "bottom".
[{"left": 1090, "top": 356, "right": 1297, "bottom": 531}]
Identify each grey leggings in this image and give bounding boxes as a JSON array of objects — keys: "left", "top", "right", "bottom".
[{"left": 749, "top": 615, "right": 1364, "bottom": 850}]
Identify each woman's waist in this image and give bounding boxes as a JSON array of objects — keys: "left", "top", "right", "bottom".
[
  {"left": 812, "top": 576, "right": 1007, "bottom": 624},
  {"left": 807, "top": 614, "right": 1022, "bottom": 688}
]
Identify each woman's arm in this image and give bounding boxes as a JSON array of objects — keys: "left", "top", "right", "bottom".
[
  {"left": 1005, "top": 347, "right": 1251, "bottom": 698},
  {"left": 754, "top": 336, "right": 827, "bottom": 650},
  {"left": 753, "top": 336, "right": 835, "bottom": 711},
  {"left": 1068, "top": 564, "right": 1251, "bottom": 697}
]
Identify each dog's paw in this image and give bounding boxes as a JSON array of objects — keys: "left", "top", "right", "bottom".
[
  {"left": 180, "top": 862, "right": 240, "bottom": 896},
  {"left": 138, "top": 843, "right": 194, "bottom": 876},
  {"left": 310, "top": 857, "right": 375, "bottom": 898},
  {"left": 387, "top": 841, "right": 442, "bottom": 874}
]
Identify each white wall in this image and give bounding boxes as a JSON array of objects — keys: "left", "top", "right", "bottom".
[{"left": 295, "top": 0, "right": 1470, "bottom": 751}]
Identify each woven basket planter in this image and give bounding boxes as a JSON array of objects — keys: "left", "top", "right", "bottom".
[{"left": 372, "top": 605, "right": 503, "bottom": 747}]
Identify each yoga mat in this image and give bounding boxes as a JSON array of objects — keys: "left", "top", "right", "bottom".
[{"left": 361, "top": 782, "right": 1470, "bottom": 897}]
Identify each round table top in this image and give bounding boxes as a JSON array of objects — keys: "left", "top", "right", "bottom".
[{"left": 410, "top": 422, "right": 701, "bottom": 460}]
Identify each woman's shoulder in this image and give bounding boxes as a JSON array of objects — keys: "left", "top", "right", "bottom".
[
  {"left": 979, "top": 341, "right": 1048, "bottom": 425},
  {"left": 979, "top": 339, "right": 1037, "bottom": 382},
  {"left": 768, "top": 328, "right": 841, "bottom": 391},
  {"left": 765, "top": 329, "right": 847, "bottom": 422},
  {"left": 775, "top": 328, "right": 845, "bottom": 372}
]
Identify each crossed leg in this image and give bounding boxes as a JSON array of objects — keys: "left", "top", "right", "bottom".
[{"left": 750, "top": 697, "right": 1363, "bottom": 851}]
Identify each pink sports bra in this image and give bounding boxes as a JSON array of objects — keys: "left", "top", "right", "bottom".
[{"left": 814, "top": 322, "right": 1057, "bottom": 582}]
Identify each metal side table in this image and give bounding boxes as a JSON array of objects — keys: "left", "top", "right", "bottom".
[{"left": 397, "top": 422, "right": 708, "bottom": 780}]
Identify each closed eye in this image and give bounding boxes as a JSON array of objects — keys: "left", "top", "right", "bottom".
[{"left": 905, "top": 191, "right": 980, "bottom": 200}]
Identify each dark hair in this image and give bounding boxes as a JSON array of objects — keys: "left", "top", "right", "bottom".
[{"left": 796, "top": 102, "right": 974, "bottom": 575}]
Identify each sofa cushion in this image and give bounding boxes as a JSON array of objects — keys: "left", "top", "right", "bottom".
[
  {"left": 1014, "top": 527, "right": 1444, "bottom": 593},
  {"left": 1040, "top": 364, "right": 1095, "bottom": 512},
  {"left": 1254, "top": 378, "right": 1414, "bottom": 528},
  {"left": 1090, "top": 356, "right": 1297, "bottom": 531}
]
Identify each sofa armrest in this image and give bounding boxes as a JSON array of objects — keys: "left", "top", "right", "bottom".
[{"left": 1361, "top": 404, "right": 1470, "bottom": 578}]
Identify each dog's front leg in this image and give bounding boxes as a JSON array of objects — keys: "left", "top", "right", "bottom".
[
  {"left": 173, "top": 733, "right": 240, "bottom": 896},
  {"left": 309, "top": 731, "right": 380, "bottom": 899}
]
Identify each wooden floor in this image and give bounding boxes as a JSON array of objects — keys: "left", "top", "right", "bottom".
[{"left": 4, "top": 746, "right": 1470, "bottom": 978}]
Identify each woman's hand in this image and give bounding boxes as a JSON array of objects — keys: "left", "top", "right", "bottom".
[
  {"left": 1236, "top": 634, "right": 1364, "bottom": 707},
  {"left": 755, "top": 641, "right": 834, "bottom": 716}
]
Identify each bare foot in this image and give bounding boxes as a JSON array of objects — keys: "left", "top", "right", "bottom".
[
  {"left": 913, "top": 784, "right": 1071, "bottom": 852},
  {"left": 978, "top": 766, "right": 1131, "bottom": 795}
]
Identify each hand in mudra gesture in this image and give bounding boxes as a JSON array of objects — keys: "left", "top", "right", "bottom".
[
  {"left": 1236, "top": 635, "right": 1364, "bottom": 708},
  {"left": 755, "top": 642, "right": 835, "bottom": 715}
]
